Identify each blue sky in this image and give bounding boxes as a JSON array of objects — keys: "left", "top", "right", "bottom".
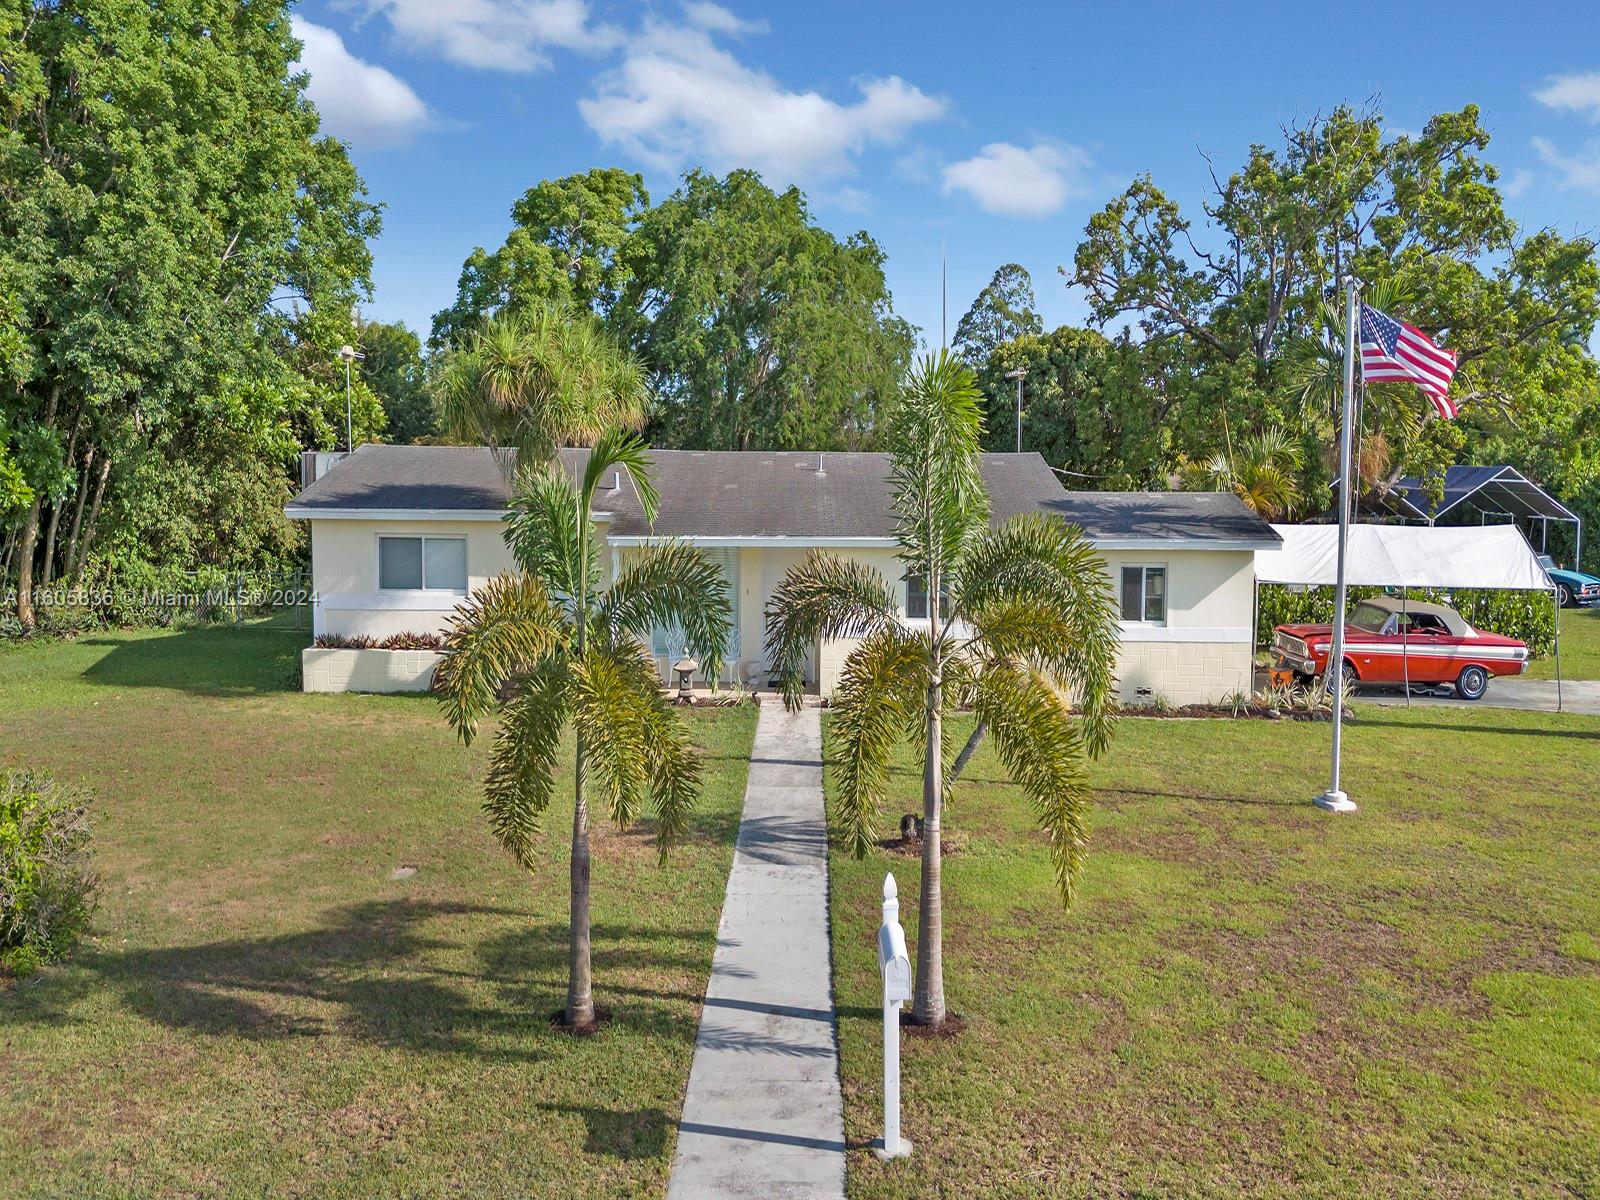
[{"left": 291, "top": 0, "right": 1600, "bottom": 349}]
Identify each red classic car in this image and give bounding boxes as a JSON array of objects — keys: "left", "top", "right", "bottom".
[{"left": 1271, "top": 595, "right": 1528, "bottom": 701}]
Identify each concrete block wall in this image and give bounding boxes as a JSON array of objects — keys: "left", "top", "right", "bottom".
[
  {"left": 1114, "top": 641, "right": 1252, "bottom": 706},
  {"left": 302, "top": 647, "right": 443, "bottom": 694}
]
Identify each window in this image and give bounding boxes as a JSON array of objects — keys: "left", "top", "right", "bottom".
[
  {"left": 904, "top": 574, "right": 951, "bottom": 620},
  {"left": 379, "top": 536, "right": 467, "bottom": 592},
  {"left": 1119, "top": 565, "right": 1166, "bottom": 624}
]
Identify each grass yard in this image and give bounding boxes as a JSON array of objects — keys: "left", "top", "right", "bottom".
[
  {"left": 829, "top": 708, "right": 1600, "bottom": 1198},
  {"left": 1527, "top": 603, "right": 1600, "bottom": 680},
  {"left": 0, "top": 626, "right": 756, "bottom": 1199}
]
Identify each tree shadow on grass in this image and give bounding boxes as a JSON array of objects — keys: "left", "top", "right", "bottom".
[
  {"left": 535, "top": 1103, "right": 672, "bottom": 1160},
  {"left": 77, "top": 627, "right": 306, "bottom": 697},
  {"left": 7, "top": 899, "right": 725, "bottom": 1063}
]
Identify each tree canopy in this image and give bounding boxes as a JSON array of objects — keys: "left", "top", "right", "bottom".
[
  {"left": 1, "top": 0, "right": 380, "bottom": 619},
  {"left": 434, "top": 168, "right": 917, "bottom": 453},
  {"left": 953, "top": 263, "right": 1043, "bottom": 367},
  {"left": 1058, "top": 104, "right": 1600, "bottom": 553}
]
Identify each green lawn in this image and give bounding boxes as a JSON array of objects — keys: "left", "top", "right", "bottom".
[
  {"left": 1527, "top": 603, "right": 1600, "bottom": 679},
  {"left": 0, "top": 626, "right": 756, "bottom": 1199},
  {"left": 829, "top": 709, "right": 1600, "bottom": 1198}
]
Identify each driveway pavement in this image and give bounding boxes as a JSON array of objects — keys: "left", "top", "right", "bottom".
[{"left": 1354, "top": 677, "right": 1600, "bottom": 715}]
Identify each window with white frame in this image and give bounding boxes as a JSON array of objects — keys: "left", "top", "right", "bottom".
[
  {"left": 1119, "top": 564, "right": 1166, "bottom": 624},
  {"left": 903, "top": 573, "right": 951, "bottom": 620},
  {"left": 379, "top": 536, "right": 467, "bottom": 592}
]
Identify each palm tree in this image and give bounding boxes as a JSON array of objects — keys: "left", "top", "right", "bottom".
[
  {"left": 763, "top": 353, "right": 1119, "bottom": 1028},
  {"left": 1178, "top": 426, "right": 1304, "bottom": 520},
  {"left": 433, "top": 303, "right": 648, "bottom": 465},
  {"left": 434, "top": 430, "right": 734, "bottom": 1029}
]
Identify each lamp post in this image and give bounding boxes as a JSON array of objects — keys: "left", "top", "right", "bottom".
[
  {"left": 338, "top": 343, "right": 365, "bottom": 452},
  {"left": 1004, "top": 368, "right": 1026, "bottom": 453}
]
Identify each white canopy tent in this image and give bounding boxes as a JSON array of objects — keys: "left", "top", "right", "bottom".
[
  {"left": 1253, "top": 522, "right": 1563, "bottom": 708},
  {"left": 1256, "top": 523, "right": 1551, "bottom": 590}
]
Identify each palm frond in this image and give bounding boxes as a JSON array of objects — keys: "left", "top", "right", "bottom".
[
  {"left": 829, "top": 626, "right": 929, "bottom": 858},
  {"left": 599, "top": 540, "right": 734, "bottom": 679},
  {"left": 505, "top": 465, "right": 587, "bottom": 606},
  {"left": 581, "top": 428, "right": 659, "bottom": 521},
  {"left": 433, "top": 573, "right": 566, "bottom": 745},
  {"left": 973, "top": 660, "right": 1093, "bottom": 908},
  {"left": 568, "top": 643, "right": 655, "bottom": 830},
  {"left": 888, "top": 351, "right": 989, "bottom": 580},
  {"left": 482, "top": 658, "right": 569, "bottom": 869},
  {"left": 431, "top": 304, "right": 646, "bottom": 468},
  {"left": 762, "top": 550, "right": 901, "bottom": 711},
  {"left": 954, "top": 514, "right": 1120, "bottom": 755}
]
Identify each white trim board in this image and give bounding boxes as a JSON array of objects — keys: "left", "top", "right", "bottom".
[
  {"left": 1119, "top": 624, "right": 1253, "bottom": 644},
  {"left": 605, "top": 535, "right": 899, "bottom": 549}
]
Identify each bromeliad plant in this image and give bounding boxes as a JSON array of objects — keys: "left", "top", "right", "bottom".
[
  {"left": 434, "top": 430, "right": 733, "bottom": 1030},
  {"left": 764, "top": 352, "right": 1120, "bottom": 1029}
]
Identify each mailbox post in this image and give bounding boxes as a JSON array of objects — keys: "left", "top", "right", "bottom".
[{"left": 875, "top": 873, "right": 913, "bottom": 1160}]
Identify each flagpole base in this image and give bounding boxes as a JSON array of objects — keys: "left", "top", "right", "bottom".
[
  {"left": 873, "top": 1136, "right": 913, "bottom": 1161},
  {"left": 1314, "top": 789, "right": 1358, "bottom": 813}
]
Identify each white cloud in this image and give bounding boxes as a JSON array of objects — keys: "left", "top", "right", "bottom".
[
  {"left": 1502, "top": 167, "right": 1534, "bottom": 199},
  {"left": 292, "top": 16, "right": 432, "bottom": 148},
  {"left": 347, "top": 0, "right": 619, "bottom": 73},
  {"left": 681, "top": 2, "right": 767, "bottom": 36},
  {"left": 1533, "top": 71, "right": 1600, "bottom": 121},
  {"left": 1533, "top": 136, "right": 1600, "bottom": 192},
  {"left": 941, "top": 141, "right": 1089, "bottom": 219},
  {"left": 578, "top": 16, "right": 945, "bottom": 185}
]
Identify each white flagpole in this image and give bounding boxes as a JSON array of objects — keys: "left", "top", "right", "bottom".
[{"left": 1316, "top": 281, "right": 1360, "bottom": 814}]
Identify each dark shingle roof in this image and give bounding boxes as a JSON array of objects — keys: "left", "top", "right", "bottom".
[{"left": 287, "top": 444, "right": 1279, "bottom": 546}]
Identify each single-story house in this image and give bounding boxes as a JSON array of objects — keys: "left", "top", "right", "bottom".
[{"left": 284, "top": 445, "right": 1279, "bottom": 702}]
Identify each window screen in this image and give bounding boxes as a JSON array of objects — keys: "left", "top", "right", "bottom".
[
  {"left": 380, "top": 537, "right": 424, "bottom": 590},
  {"left": 379, "top": 536, "right": 466, "bottom": 591},
  {"left": 424, "top": 537, "right": 467, "bottom": 593}
]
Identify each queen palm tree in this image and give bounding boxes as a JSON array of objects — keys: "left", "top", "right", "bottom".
[
  {"left": 434, "top": 429, "right": 733, "bottom": 1029},
  {"left": 433, "top": 302, "right": 648, "bottom": 465},
  {"left": 763, "top": 353, "right": 1119, "bottom": 1028}
]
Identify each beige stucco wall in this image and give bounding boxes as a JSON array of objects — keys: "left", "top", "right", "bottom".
[
  {"left": 302, "top": 647, "right": 443, "bottom": 693},
  {"left": 309, "top": 517, "right": 514, "bottom": 640},
  {"left": 302, "top": 518, "right": 1259, "bottom": 703}
]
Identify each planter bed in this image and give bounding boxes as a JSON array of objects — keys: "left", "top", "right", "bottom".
[{"left": 301, "top": 646, "right": 443, "bottom": 693}]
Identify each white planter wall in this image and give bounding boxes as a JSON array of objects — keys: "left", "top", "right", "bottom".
[{"left": 301, "top": 647, "right": 443, "bottom": 694}]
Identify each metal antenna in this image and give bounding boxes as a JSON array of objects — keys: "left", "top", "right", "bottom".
[{"left": 940, "top": 239, "right": 948, "bottom": 350}]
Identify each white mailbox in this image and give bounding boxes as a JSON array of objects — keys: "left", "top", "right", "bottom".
[{"left": 875, "top": 873, "right": 913, "bottom": 1160}]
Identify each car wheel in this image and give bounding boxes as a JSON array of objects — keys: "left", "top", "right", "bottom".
[
  {"left": 1456, "top": 664, "right": 1489, "bottom": 701},
  {"left": 1556, "top": 583, "right": 1574, "bottom": 608}
]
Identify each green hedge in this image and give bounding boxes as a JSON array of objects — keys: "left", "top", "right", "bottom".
[{"left": 1257, "top": 584, "right": 1556, "bottom": 658}]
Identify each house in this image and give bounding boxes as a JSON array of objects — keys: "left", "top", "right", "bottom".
[{"left": 284, "top": 445, "right": 1279, "bottom": 703}]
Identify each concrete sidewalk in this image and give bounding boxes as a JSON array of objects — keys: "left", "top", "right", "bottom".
[{"left": 667, "top": 702, "right": 845, "bottom": 1200}]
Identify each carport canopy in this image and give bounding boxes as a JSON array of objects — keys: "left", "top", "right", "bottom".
[{"left": 1255, "top": 523, "right": 1552, "bottom": 591}]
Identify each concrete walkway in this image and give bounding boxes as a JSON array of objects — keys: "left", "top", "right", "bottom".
[{"left": 667, "top": 702, "right": 845, "bottom": 1200}]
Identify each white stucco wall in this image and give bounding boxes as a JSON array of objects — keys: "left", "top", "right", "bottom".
[
  {"left": 308, "top": 517, "right": 514, "bottom": 640},
  {"left": 301, "top": 518, "right": 1260, "bottom": 703}
]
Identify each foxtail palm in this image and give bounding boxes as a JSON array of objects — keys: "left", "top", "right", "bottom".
[
  {"left": 763, "top": 353, "right": 1119, "bottom": 1027},
  {"left": 433, "top": 302, "right": 648, "bottom": 466},
  {"left": 435, "top": 429, "right": 733, "bottom": 1028}
]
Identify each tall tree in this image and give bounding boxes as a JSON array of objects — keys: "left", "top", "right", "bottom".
[
  {"left": 358, "top": 320, "right": 432, "bottom": 443},
  {"left": 1, "top": 0, "right": 379, "bottom": 621},
  {"left": 953, "top": 263, "right": 1043, "bottom": 366},
  {"left": 431, "top": 168, "right": 648, "bottom": 349},
  {"left": 617, "top": 170, "right": 916, "bottom": 451},
  {"left": 1068, "top": 105, "right": 1600, "bottom": 559},
  {"left": 434, "top": 431, "right": 733, "bottom": 1028},
  {"left": 763, "top": 353, "right": 1119, "bottom": 1027},
  {"left": 432, "top": 304, "right": 647, "bottom": 465}
]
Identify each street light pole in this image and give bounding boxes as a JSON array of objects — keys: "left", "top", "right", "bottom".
[
  {"left": 338, "top": 343, "right": 365, "bottom": 452},
  {"left": 1004, "top": 368, "right": 1027, "bottom": 453}
]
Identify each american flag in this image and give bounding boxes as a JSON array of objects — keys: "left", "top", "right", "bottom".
[{"left": 1359, "top": 303, "right": 1459, "bottom": 418}]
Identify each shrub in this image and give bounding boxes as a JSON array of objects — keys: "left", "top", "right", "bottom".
[
  {"left": 0, "top": 772, "right": 98, "bottom": 974},
  {"left": 312, "top": 632, "right": 444, "bottom": 650}
]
